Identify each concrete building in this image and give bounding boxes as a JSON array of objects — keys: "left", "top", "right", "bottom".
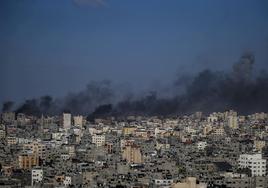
[
  {"left": 73, "top": 115, "right": 83, "bottom": 128},
  {"left": 156, "top": 140, "right": 170, "bottom": 151},
  {"left": 228, "top": 115, "right": 238, "bottom": 129},
  {"left": 18, "top": 152, "right": 39, "bottom": 170},
  {"left": 31, "top": 167, "right": 43, "bottom": 186},
  {"left": 197, "top": 141, "right": 207, "bottom": 150},
  {"left": 154, "top": 179, "right": 174, "bottom": 187},
  {"left": 23, "top": 141, "right": 46, "bottom": 159},
  {"left": 92, "top": 134, "right": 105, "bottom": 147},
  {"left": 212, "top": 127, "right": 225, "bottom": 136},
  {"left": 63, "top": 176, "right": 72, "bottom": 186},
  {"left": 172, "top": 177, "right": 207, "bottom": 188},
  {"left": 122, "top": 145, "right": 143, "bottom": 164},
  {"left": 122, "top": 127, "right": 136, "bottom": 135},
  {"left": 238, "top": 153, "right": 266, "bottom": 177},
  {"left": 6, "top": 136, "right": 17, "bottom": 145},
  {"left": 0, "top": 129, "right": 6, "bottom": 139},
  {"left": 203, "top": 125, "right": 212, "bottom": 136},
  {"left": 63, "top": 113, "right": 71, "bottom": 129},
  {"left": 254, "top": 140, "right": 266, "bottom": 151}
]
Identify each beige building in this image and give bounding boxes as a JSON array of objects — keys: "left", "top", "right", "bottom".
[
  {"left": 122, "top": 127, "right": 136, "bottom": 135},
  {"left": 203, "top": 124, "right": 212, "bottom": 136},
  {"left": 254, "top": 140, "right": 266, "bottom": 151},
  {"left": 63, "top": 113, "right": 71, "bottom": 129},
  {"left": 135, "top": 130, "right": 148, "bottom": 139},
  {"left": 7, "top": 136, "right": 17, "bottom": 145},
  {"left": 156, "top": 141, "right": 170, "bottom": 150},
  {"left": 227, "top": 115, "right": 238, "bottom": 129},
  {"left": 73, "top": 115, "right": 83, "bottom": 128},
  {"left": 92, "top": 134, "right": 105, "bottom": 147},
  {"left": 172, "top": 177, "right": 207, "bottom": 188},
  {"left": 23, "top": 141, "right": 46, "bottom": 159},
  {"left": 18, "top": 153, "right": 39, "bottom": 170},
  {"left": 122, "top": 145, "right": 143, "bottom": 164}
]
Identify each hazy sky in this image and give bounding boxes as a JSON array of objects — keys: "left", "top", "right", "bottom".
[{"left": 1, "top": 0, "right": 268, "bottom": 103}]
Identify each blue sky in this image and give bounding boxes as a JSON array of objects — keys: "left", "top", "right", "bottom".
[{"left": 1, "top": 0, "right": 268, "bottom": 103}]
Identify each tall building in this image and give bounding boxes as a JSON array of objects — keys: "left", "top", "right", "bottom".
[
  {"left": 238, "top": 153, "right": 266, "bottom": 177},
  {"left": 228, "top": 115, "right": 238, "bottom": 129},
  {"left": 122, "top": 144, "right": 143, "bottom": 164},
  {"left": 63, "top": 113, "right": 71, "bottom": 129},
  {"left": 73, "top": 115, "right": 83, "bottom": 128}
]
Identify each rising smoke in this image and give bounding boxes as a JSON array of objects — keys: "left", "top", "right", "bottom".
[
  {"left": 2, "top": 101, "right": 14, "bottom": 112},
  {"left": 2, "top": 52, "right": 268, "bottom": 117},
  {"left": 112, "top": 52, "right": 268, "bottom": 116}
]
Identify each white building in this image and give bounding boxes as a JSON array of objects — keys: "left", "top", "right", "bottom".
[
  {"left": 208, "top": 114, "right": 218, "bottom": 122},
  {"left": 238, "top": 153, "right": 266, "bottom": 177},
  {"left": 212, "top": 127, "right": 225, "bottom": 136},
  {"left": 197, "top": 141, "right": 207, "bottom": 150},
  {"left": 60, "top": 154, "right": 71, "bottom": 161},
  {"left": 92, "top": 134, "right": 105, "bottom": 147},
  {"left": 154, "top": 179, "right": 173, "bottom": 186},
  {"left": 63, "top": 113, "right": 71, "bottom": 129},
  {"left": 31, "top": 168, "right": 43, "bottom": 186},
  {"left": 63, "top": 176, "right": 72, "bottom": 186},
  {"left": 65, "top": 145, "right": 76, "bottom": 157}
]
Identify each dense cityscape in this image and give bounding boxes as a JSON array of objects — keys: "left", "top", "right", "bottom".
[
  {"left": 2, "top": 0, "right": 268, "bottom": 187},
  {"left": 0, "top": 110, "right": 267, "bottom": 187}
]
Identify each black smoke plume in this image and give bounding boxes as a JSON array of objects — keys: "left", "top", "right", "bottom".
[
  {"left": 111, "top": 52, "right": 268, "bottom": 116},
  {"left": 61, "top": 80, "right": 114, "bottom": 115},
  {"left": 87, "top": 104, "right": 113, "bottom": 121},
  {"left": 13, "top": 80, "right": 114, "bottom": 116},
  {"left": 2, "top": 101, "right": 14, "bottom": 112},
  {"left": 10, "top": 52, "right": 268, "bottom": 117}
]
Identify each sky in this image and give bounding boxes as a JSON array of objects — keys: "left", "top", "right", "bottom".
[{"left": 1, "top": 0, "right": 268, "bottom": 104}]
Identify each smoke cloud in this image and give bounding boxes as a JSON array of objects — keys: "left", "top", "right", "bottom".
[
  {"left": 113, "top": 52, "right": 268, "bottom": 116},
  {"left": 2, "top": 101, "right": 14, "bottom": 112},
  {"left": 4, "top": 52, "right": 268, "bottom": 117}
]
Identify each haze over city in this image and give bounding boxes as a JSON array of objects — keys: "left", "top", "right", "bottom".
[{"left": 1, "top": 0, "right": 268, "bottom": 115}]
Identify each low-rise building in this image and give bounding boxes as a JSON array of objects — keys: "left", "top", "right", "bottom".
[{"left": 31, "top": 167, "right": 43, "bottom": 186}]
